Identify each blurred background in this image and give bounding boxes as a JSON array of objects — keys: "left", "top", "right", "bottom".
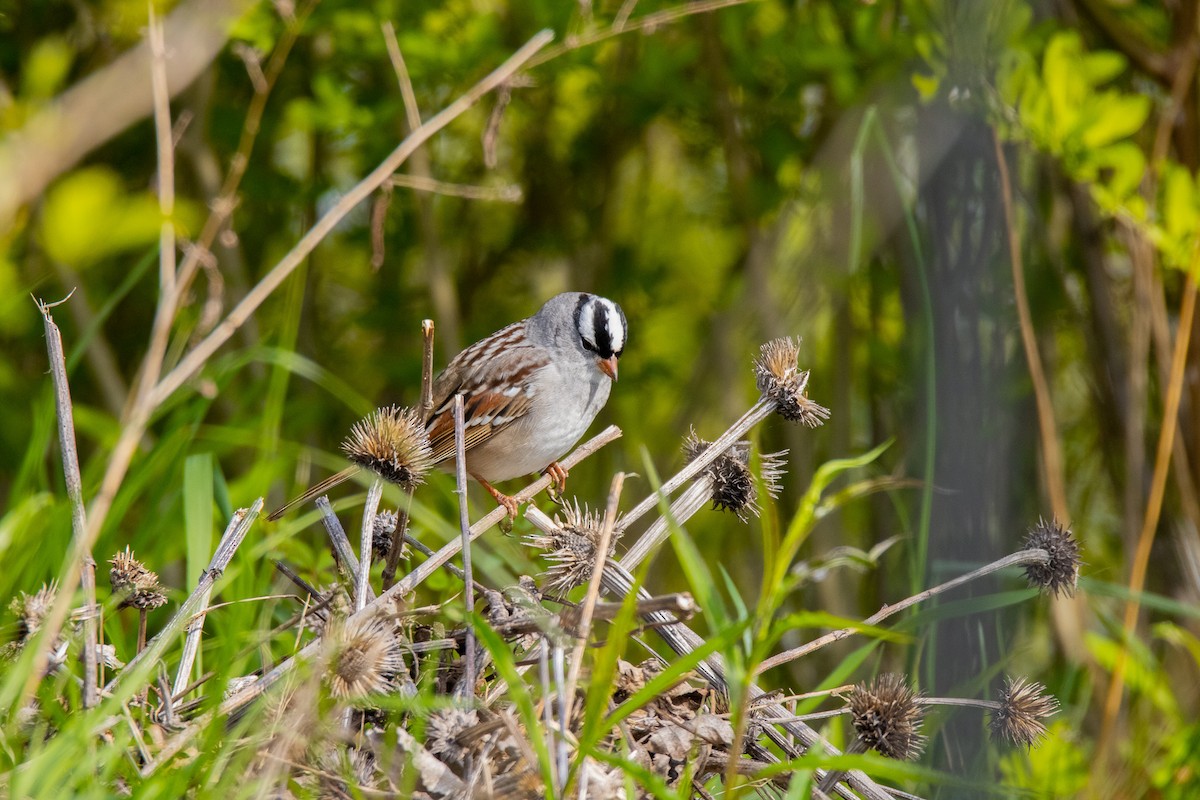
[{"left": 2, "top": 0, "right": 1198, "bottom": 795}]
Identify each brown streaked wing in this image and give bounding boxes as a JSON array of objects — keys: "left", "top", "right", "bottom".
[
  {"left": 426, "top": 385, "right": 536, "bottom": 465},
  {"left": 424, "top": 321, "right": 546, "bottom": 466}
]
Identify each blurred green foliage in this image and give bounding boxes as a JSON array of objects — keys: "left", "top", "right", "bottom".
[{"left": 0, "top": 0, "right": 1198, "bottom": 796}]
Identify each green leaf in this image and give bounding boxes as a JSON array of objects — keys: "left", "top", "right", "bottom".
[
  {"left": 911, "top": 71, "right": 940, "bottom": 101},
  {"left": 1042, "top": 32, "right": 1085, "bottom": 138},
  {"left": 1081, "top": 92, "right": 1150, "bottom": 148},
  {"left": 21, "top": 37, "right": 73, "bottom": 100},
  {"left": 1080, "top": 50, "right": 1127, "bottom": 85},
  {"left": 40, "top": 168, "right": 163, "bottom": 268},
  {"left": 1162, "top": 163, "right": 1197, "bottom": 240},
  {"left": 184, "top": 453, "right": 214, "bottom": 589}
]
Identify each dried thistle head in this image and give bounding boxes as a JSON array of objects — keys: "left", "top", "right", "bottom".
[
  {"left": 310, "top": 744, "right": 379, "bottom": 794},
  {"left": 1021, "top": 518, "right": 1080, "bottom": 598},
  {"left": 683, "top": 430, "right": 787, "bottom": 521},
  {"left": 342, "top": 405, "right": 433, "bottom": 491},
  {"left": 109, "top": 548, "right": 150, "bottom": 594},
  {"left": 425, "top": 707, "right": 479, "bottom": 768},
  {"left": 989, "top": 677, "right": 1059, "bottom": 748},
  {"left": 3, "top": 583, "right": 61, "bottom": 663},
  {"left": 109, "top": 548, "right": 167, "bottom": 610},
  {"left": 7, "top": 583, "right": 58, "bottom": 645},
  {"left": 848, "top": 673, "right": 926, "bottom": 760},
  {"left": 372, "top": 509, "right": 408, "bottom": 562},
  {"left": 753, "top": 338, "right": 830, "bottom": 428},
  {"left": 525, "top": 501, "right": 620, "bottom": 595},
  {"left": 324, "top": 612, "right": 404, "bottom": 699}
]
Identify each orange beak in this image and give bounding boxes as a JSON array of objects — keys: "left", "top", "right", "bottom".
[{"left": 598, "top": 355, "right": 619, "bottom": 381}]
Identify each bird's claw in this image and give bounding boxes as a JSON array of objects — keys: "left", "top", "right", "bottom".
[{"left": 543, "top": 462, "right": 569, "bottom": 504}]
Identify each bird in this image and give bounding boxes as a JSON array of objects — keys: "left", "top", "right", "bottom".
[{"left": 267, "top": 292, "right": 626, "bottom": 520}]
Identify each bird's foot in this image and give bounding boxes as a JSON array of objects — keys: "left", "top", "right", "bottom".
[
  {"left": 476, "top": 475, "right": 521, "bottom": 519},
  {"left": 544, "top": 462, "right": 569, "bottom": 504}
]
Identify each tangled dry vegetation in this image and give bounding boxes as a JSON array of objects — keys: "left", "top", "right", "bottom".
[{"left": 9, "top": 332, "right": 1077, "bottom": 799}]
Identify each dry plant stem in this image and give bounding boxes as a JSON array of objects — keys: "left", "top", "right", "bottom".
[
  {"left": 171, "top": 563, "right": 226, "bottom": 696},
  {"left": 357, "top": 481, "right": 383, "bottom": 612},
  {"left": 37, "top": 298, "right": 98, "bottom": 709},
  {"left": 386, "top": 174, "right": 522, "bottom": 202},
  {"left": 1101, "top": 269, "right": 1199, "bottom": 752},
  {"left": 526, "top": 0, "right": 751, "bottom": 69},
  {"left": 381, "top": 20, "right": 422, "bottom": 131},
  {"left": 146, "top": 29, "right": 554, "bottom": 410},
  {"left": 562, "top": 474, "right": 625, "bottom": 733},
  {"left": 316, "top": 496, "right": 374, "bottom": 603},
  {"left": 148, "top": 6, "right": 177, "bottom": 302},
  {"left": 420, "top": 319, "right": 436, "bottom": 417},
  {"left": 618, "top": 477, "right": 712, "bottom": 571},
  {"left": 106, "top": 499, "right": 262, "bottom": 696},
  {"left": 452, "top": 395, "right": 477, "bottom": 697},
  {"left": 617, "top": 398, "right": 774, "bottom": 535},
  {"left": 993, "top": 131, "right": 1069, "bottom": 524},
  {"left": 136, "top": 611, "right": 148, "bottom": 656},
  {"left": 539, "top": 639, "right": 559, "bottom": 791},
  {"left": 553, "top": 641, "right": 569, "bottom": 791},
  {"left": 756, "top": 548, "right": 1052, "bottom": 674},
  {"left": 403, "top": 534, "right": 488, "bottom": 595},
  {"left": 216, "top": 428, "right": 620, "bottom": 717}
]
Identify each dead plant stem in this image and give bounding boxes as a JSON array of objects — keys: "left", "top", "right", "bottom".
[
  {"left": 452, "top": 395, "right": 477, "bottom": 697},
  {"left": 356, "top": 481, "right": 383, "bottom": 612},
  {"left": 36, "top": 298, "right": 98, "bottom": 709},
  {"left": 756, "top": 549, "right": 1051, "bottom": 674},
  {"left": 1100, "top": 268, "right": 1198, "bottom": 755}
]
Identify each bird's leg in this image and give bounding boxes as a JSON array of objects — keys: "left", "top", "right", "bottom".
[
  {"left": 543, "top": 461, "right": 569, "bottom": 504},
  {"left": 473, "top": 474, "right": 520, "bottom": 519}
]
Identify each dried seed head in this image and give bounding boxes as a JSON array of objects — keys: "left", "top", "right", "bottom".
[
  {"left": 989, "top": 677, "right": 1059, "bottom": 748},
  {"left": 1021, "top": 518, "right": 1080, "bottom": 598},
  {"left": 525, "top": 501, "right": 620, "bottom": 595},
  {"left": 109, "top": 547, "right": 150, "bottom": 595},
  {"left": 425, "top": 707, "right": 479, "bottom": 768},
  {"left": 109, "top": 548, "right": 168, "bottom": 610},
  {"left": 8, "top": 583, "right": 58, "bottom": 644},
  {"left": 342, "top": 405, "right": 434, "bottom": 491},
  {"left": 324, "top": 612, "right": 404, "bottom": 699},
  {"left": 753, "top": 338, "right": 830, "bottom": 427},
  {"left": 683, "top": 430, "right": 787, "bottom": 521},
  {"left": 312, "top": 744, "right": 378, "bottom": 792},
  {"left": 372, "top": 509, "right": 406, "bottom": 561},
  {"left": 848, "top": 673, "right": 926, "bottom": 760}
]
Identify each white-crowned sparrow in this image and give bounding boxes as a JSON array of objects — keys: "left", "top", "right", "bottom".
[
  {"left": 268, "top": 292, "right": 626, "bottom": 520},
  {"left": 424, "top": 291, "right": 626, "bottom": 514}
]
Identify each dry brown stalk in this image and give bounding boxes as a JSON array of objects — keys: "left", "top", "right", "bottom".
[
  {"left": 36, "top": 297, "right": 98, "bottom": 709},
  {"left": 755, "top": 549, "right": 1054, "bottom": 674},
  {"left": 561, "top": 472, "right": 625, "bottom": 756},
  {"left": 452, "top": 394, "right": 478, "bottom": 697},
  {"left": 1101, "top": 268, "right": 1198, "bottom": 753},
  {"left": 108, "top": 499, "right": 262, "bottom": 698},
  {"left": 316, "top": 497, "right": 369, "bottom": 598},
  {"left": 356, "top": 481, "right": 383, "bottom": 612}
]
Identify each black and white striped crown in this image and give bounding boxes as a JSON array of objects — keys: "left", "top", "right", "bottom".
[{"left": 574, "top": 294, "right": 627, "bottom": 359}]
